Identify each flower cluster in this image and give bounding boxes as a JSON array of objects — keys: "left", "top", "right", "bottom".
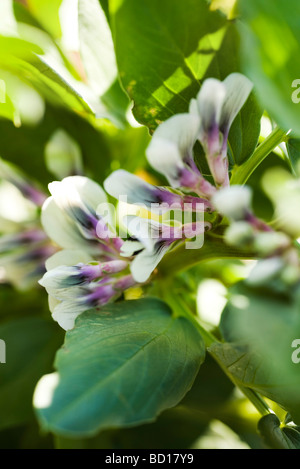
[
  {"left": 104, "top": 73, "right": 253, "bottom": 281},
  {"left": 213, "top": 185, "right": 300, "bottom": 287},
  {"left": 0, "top": 159, "right": 55, "bottom": 289},
  {"left": 39, "top": 176, "right": 136, "bottom": 330},
  {"left": 38, "top": 73, "right": 266, "bottom": 329}
]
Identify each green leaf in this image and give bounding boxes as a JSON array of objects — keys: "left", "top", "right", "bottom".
[
  {"left": 258, "top": 414, "right": 300, "bottom": 450},
  {"left": 109, "top": 0, "right": 262, "bottom": 167},
  {"left": 34, "top": 298, "right": 205, "bottom": 437},
  {"left": 0, "top": 35, "right": 43, "bottom": 60},
  {"left": 239, "top": 0, "right": 300, "bottom": 136},
  {"left": 44, "top": 129, "right": 83, "bottom": 179},
  {"left": 286, "top": 137, "right": 300, "bottom": 176},
  {"left": 0, "top": 103, "right": 113, "bottom": 187},
  {"left": 0, "top": 317, "right": 63, "bottom": 430},
  {"left": 219, "top": 283, "right": 300, "bottom": 423},
  {"left": 208, "top": 342, "right": 280, "bottom": 403},
  {"left": 25, "top": 55, "right": 94, "bottom": 115},
  {"left": 26, "top": 0, "right": 63, "bottom": 39},
  {"left": 109, "top": 0, "right": 230, "bottom": 132},
  {"left": 158, "top": 234, "right": 257, "bottom": 276},
  {"left": 228, "top": 91, "right": 262, "bottom": 166},
  {"left": 0, "top": 82, "right": 17, "bottom": 124},
  {"left": 181, "top": 354, "right": 234, "bottom": 412},
  {"left": 55, "top": 406, "right": 208, "bottom": 449}
]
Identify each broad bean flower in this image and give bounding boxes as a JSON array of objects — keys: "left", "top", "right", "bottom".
[
  {"left": 0, "top": 159, "right": 55, "bottom": 289},
  {"left": 104, "top": 73, "right": 253, "bottom": 281},
  {"left": 39, "top": 73, "right": 258, "bottom": 328},
  {"left": 39, "top": 176, "right": 136, "bottom": 330}
]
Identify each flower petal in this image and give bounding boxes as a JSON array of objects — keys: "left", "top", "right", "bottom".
[
  {"left": 120, "top": 239, "right": 144, "bottom": 257},
  {"left": 105, "top": 169, "right": 161, "bottom": 206},
  {"left": 212, "top": 185, "right": 252, "bottom": 220},
  {"left": 146, "top": 113, "right": 200, "bottom": 187},
  {"left": 48, "top": 176, "right": 109, "bottom": 241},
  {"left": 130, "top": 241, "right": 171, "bottom": 283},
  {"left": 123, "top": 216, "right": 175, "bottom": 282},
  {"left": 41, "top": 198, "right": 101, "bottom": 254},
  {"left": 197, "top": 78, "right": 226, "bottom": 135},
  {"left": 52, "top": 300, "right": 88, "bottom": 331},
  {"left": 220, "top": 73, "right": 253, "bottom": 134},
  {"left": 45, "top": 249, "right": 92, "bottom": 271},
  {"left": 49, "top": 176, "right": 107, "bottom": 215}
]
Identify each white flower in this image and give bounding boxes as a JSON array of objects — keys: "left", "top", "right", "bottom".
[
  {"left": 39, "top": 176, "right": 136, "bottom": 330},
  {"left": 246, "top": 257, "right": 284, "bottom": 286},
  {"left": 121, "top": 216, "right": 210, "bottom": 283},
  {"left": 147, "top": 73, "right": 253, "bottom": 190},
  {"left": 0, "top": 157, "right": 46, "bottom": 206},
  {"left": 212, "top": 185, "right": 252, "bottom": 220},
  {"left": 104, "top": 169, "right": 213, "bottom": 213}
]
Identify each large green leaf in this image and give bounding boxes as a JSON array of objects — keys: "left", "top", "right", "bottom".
[
  {"left": 0, "top": 317, "right": 63, "bottom": 430},
  {"left": 239, "top": 0, "right": 300, "bottom": 136},
  {"left": 109, "top": 0, "right": 230, "bottom": 132},
  {"left": 34, "top": 298, "right": 205, "bottom": 437},
  {"left": 55, "top": 406, "right": 208, "bottom": 449},
  {"left": 181, "top": 354, "right": 234, "bottom": 412},
  {"left": 0, "top": 47, "right": 94, "bottom": 117},
  {"left": 26, "top": 0, "right": 63, "bottom": 39},
  {"left": 109, "top": 0, "right": 262, "bottom": 170},
  {"left": 228, "top": 91, "right": 261, "bottom": 166},
  {"left": 286, "top": 137, "right": 300, "bottom": 175},
  {"left": 0, "top": 103, "right": 112, "bottom": 187},
  {"left": 219, "top": 283, "right": 300, "bottom": 423}
]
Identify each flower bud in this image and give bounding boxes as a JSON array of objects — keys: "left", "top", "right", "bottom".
[
  {"left": 253, "top": 232, "right": 290, "bottom": 256},
  {"left": 224, "top": 221, "right": 255, "bottom": 247},
  {"left": 246, "top": 257, "right": 284, "bottom": 286},
  {"left": 280, "top": 264, "right": 300, "bottom": 285},
  {"left": 212, "top": 185, "right": 252, "bottom": 220}
]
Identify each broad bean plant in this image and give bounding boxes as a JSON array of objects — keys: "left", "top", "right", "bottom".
[{"left": 1, "top": 0, "right": 300, "bottom": 450}]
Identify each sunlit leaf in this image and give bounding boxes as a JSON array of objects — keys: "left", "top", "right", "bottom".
[{"left": 26, "top": 0, "right": 63, "bottom": 39}]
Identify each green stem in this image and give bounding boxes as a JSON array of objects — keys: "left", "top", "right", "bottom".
[
  {"left": 230, "top": 126, "right": 288, "bottom": 186},
  {"left": 158, "top": 235, "right": 257, "bottom": 276},
  {"left": 238, "top": 387, "right": 272, "bottom": 417},
  {"left": 171, "top": 294, "right": 218, "bottom": 347}
]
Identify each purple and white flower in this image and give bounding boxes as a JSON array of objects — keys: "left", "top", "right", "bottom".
[
  {"left": 104, "top": 169, "right": 213, "bottom": 213},
  {"left": 0, "top": 160, "right": 55, "bottom": 289},
  {"left": 147, "top": 73, "right": 253, "bottom": 192},
  {"left": 0, "top": 158, "right": 46, "bottom": 207},
  {"left": 120, "top": 216, "right": 211, "bottom": 283},
  {"left": 39, "top": 176, "right": 137, "bottom": 330}
]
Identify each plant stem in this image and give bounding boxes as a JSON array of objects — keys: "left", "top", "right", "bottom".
[
  {"left": 158, "top": 234, "right": 257, "bottom": 276},
  {"left": 238, "top": 387, "right": 272, "bottom": 417},
  {"left": 230, "top": 126, "right": 288, "bottom": 186}
]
